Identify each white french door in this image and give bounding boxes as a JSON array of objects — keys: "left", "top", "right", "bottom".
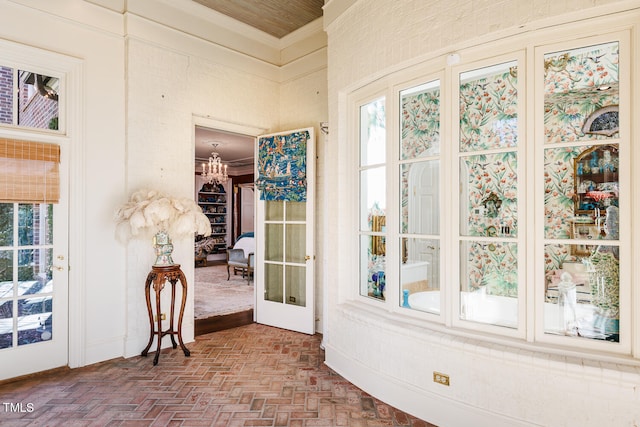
[
  {"left": 0, "top": 146, "right": 69, "bottom": 381},
  {"left": 255, "top": 128, "right": 315, "bottom": 335}
]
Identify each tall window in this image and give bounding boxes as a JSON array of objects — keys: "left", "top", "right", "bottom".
[
  {"left": 399, "top": 80, "right": 441, "bottom": 313},
  {"left": 359, "top": 97, "right": 386, "bottom": 300},
  {"left": 541, "top": 41, "right": 623, "bottom": 346},
  {"left": 457, "top": 60, "right": 522, "bottom": 331}
]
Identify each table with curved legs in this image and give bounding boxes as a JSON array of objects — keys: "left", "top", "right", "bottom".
[{"left": 141, "top": 264, "right": 190, "bottom": 365}]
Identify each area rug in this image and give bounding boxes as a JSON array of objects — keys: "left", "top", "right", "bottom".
[{"left": 193, "top": 263, "right": 254, "bottom": 319}]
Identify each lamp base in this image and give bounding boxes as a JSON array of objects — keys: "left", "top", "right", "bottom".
[{"left": 153, "top": 231, "right": 175, "bottom": 266}]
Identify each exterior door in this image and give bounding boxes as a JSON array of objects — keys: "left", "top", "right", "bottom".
[
  {"left": 0, "top": 143, "right": 69, "bottom": 381},
  {"left": 255, "top": 128, "right": 315, "bottom": 335}
]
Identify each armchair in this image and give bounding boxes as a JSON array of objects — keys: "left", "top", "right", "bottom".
[{"left": 226, "top": 233, "right": 255, "bottom": 285}]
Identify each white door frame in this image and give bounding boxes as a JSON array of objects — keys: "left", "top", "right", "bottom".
[
  {"left": 191, "top": 116, "right": 266, "bottom": 323},
  {"left": 0, "top": 39, "right": 85, "bottom": 375},
  {"left": 254, "top": 127, "right": 315, "bottom": 335}
]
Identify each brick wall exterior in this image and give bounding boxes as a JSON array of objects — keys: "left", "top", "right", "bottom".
[
  {"left": 0, "top": 67, "right": 13, "bottom": 125},
  {"left": 17, "top": 72, "right": 58, "bottom": 130}
]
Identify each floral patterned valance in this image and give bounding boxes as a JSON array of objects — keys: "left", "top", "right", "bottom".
[{"left": 256, "top": 130, "right": 309, "bottom": 201}]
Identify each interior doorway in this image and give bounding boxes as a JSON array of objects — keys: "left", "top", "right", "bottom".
[{"left": 193, "top": 124, "right": 257, "bottom": 334}]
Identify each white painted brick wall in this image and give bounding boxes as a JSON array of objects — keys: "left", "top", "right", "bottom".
[
  {"left": 279, "top": 69, "right": 328, "bottom": 333},
  {"left": 124, "top": 37, "right": 282, "bottom": 355},
  {"left": 324, "top": 0, "right": 640, "bottom": 425}
]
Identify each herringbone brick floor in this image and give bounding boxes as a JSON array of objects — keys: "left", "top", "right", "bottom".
[{"left": 0, "top": 323, "right": 435, "bottom": 426}]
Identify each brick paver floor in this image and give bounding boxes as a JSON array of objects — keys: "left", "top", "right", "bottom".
[{"left": 0, "top": 323, "right": 436, "bottom": 426}]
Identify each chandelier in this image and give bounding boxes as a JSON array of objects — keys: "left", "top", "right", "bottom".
[{"left": 201, "top": 144, "right": 228, "bottom": 185}]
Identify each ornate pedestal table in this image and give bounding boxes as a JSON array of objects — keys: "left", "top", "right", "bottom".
[{"left": 141, "top": 264, "right": 190, "bottom": 365}]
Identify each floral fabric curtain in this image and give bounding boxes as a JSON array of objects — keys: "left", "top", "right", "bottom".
[{"left": 256, "top": 130, "right": 309, "bottom": 201}]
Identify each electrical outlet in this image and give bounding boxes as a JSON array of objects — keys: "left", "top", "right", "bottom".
[
  {"left": 433, "top": 371, "right": 450, "bottom": 386},
  {"left": 154, "top": 313, "right": 166, "bottom": 321}
]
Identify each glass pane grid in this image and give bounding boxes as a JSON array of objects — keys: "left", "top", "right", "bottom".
[
  {"left": 359, "top": 95, "right": 387, "bottom": 302},
  {"left": 0, "top": 203, "right": 53, "bottom": 350},
  {"left": 541, "top": 41, "right": 621, "bottom": 345},
  {"left": 458, "top": 60, "right": 520, "bottom": 330}
]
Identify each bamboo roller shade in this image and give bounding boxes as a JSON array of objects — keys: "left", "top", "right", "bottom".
[{"left": 0, "top": 138, "right": 60, "bottom": 203}]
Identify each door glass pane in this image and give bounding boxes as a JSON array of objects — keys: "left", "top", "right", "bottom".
[
  {"left": 265, "top": 224, "right": 283, "bottom": 261},
  {"left": 285, "top": 265, "right": 305, "bottom": 307},
  {"left": 265, "top": 201, "right": 284, "bottom": 221},
  {"left": 401, "top": 238, "right": 439, "bottom": 313},
  {"left": 460, "top": 153, "right": 518, "bottom": 237},
  {"left": 18, "top": 248, "right": 52, "bottom": 292},
  {"left": 285, "top": 224, "right": 305, "bottom": 263},
  {"left": 361, "top": 235, "right": 385, "bottom": 300},
  {"left": 401, "top": 161, "right": 439, "bottom": 234},
  {"left": 19, "top": 204, "right": 53, "bottom": 246},
  {"left": 544, "top": 42, "right": 619, "bottom": 144},
  {"left": 0, "top": 204, "right": 13, "bottom": 246},
  {"left": 360, "top": 98, "right": 385, "bottom": 166},
  {"left": 0, "top": 300, "right": 13, "bottom": 349},
  {"left": 264, "top": 264, "right": 283, "bottom": 303},
  {"left": 285, "top": 201, "right": 305, "bottom": 221},
  {"left": 0, "top": 250, "right": 12, "bottom": 285},
  {"left": 460, "top": 241, "right": 518, "bottom": 328},
  {"left": 400, "top": 80, "right": 440, "bottom": 159},
  {"left": 459, "top": 61, "right": 518, "bottom": 152},
  {"left": 544, "top": 244, "right": 619, "bottom": 342},
  {"left": 17, "top": 296, "right": 52, "bottom": 345}
]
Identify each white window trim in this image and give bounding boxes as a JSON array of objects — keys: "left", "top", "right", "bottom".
[{"left": 346, "top": 13, "right": 639, "bottom": 361}]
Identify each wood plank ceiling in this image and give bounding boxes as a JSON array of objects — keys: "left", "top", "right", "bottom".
[{"left": 192, "top": 0, "right": 325, "bottom": 38}]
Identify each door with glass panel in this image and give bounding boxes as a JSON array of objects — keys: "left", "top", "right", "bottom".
[
  {"left": 255, "top": 128, "right": 315, "bottom": 335},
  {"left": 0, "top": 139, "right": 68, "bottom": 381}
]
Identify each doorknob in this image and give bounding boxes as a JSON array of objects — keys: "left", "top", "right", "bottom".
[
  {"left": 304, "top": 255, "right": 311, "bottom": 261},
  {"left": 51, "top": 265, "right": 64, "bottom": 271}
]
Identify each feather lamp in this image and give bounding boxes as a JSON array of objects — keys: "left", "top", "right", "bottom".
[{"left": 115, "top": 189, "right": 212, "bottom": 266}]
